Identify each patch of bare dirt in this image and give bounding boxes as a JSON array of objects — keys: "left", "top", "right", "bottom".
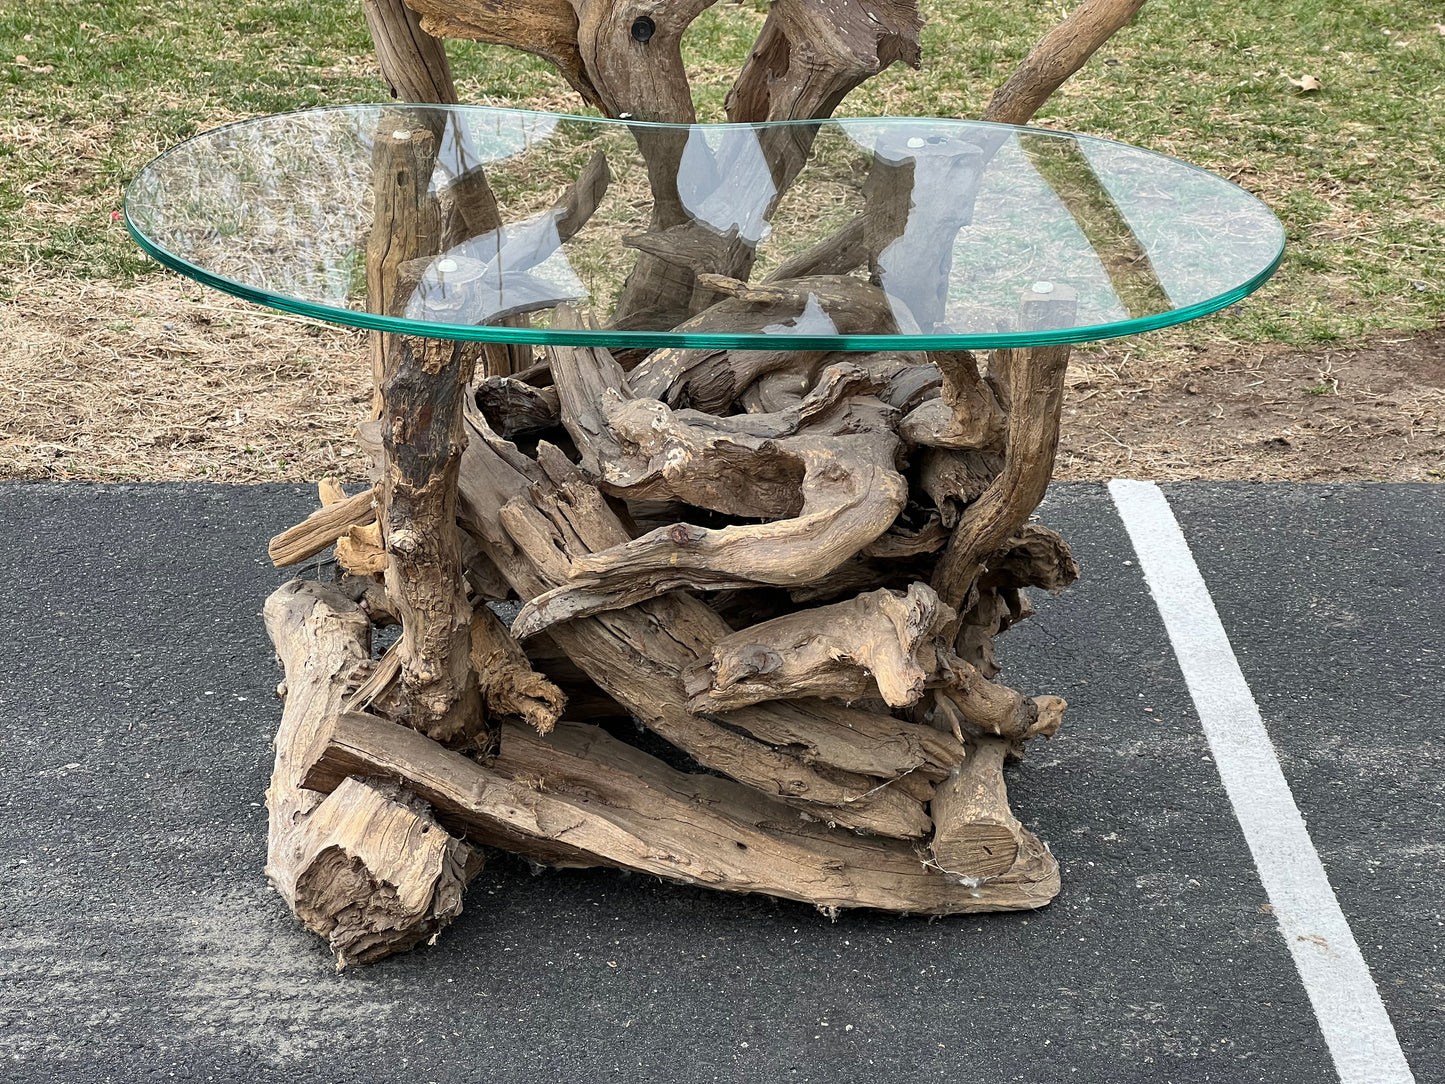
[
  {"left": 1057, "top": 330, "right": 1445, "bottom": 482},
  {"left": 2, "top": 273, "right": 1441, "bottom": 484}
]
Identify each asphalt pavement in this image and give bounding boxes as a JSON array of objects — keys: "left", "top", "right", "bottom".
[{"left": 0, "top": 481, "right": 1438, "bottom": 1083}]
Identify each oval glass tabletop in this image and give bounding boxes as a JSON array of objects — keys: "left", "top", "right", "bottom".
[{"left": 125, "top": 104, "right": 1284, "bottom": 351}]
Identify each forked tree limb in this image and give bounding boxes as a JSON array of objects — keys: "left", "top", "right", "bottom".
[
  {"left": 982, "top": 0, "right": 1147, "bottom": 126},
  {"left": 768, "top": 0, "right": 1147, "bottom": 292},
  {"left": 938, "top": 662, "right": 1067, "bottom": 743},
  {"left": 728, "top": 0, "right": 921, "bottom": 125},
  {"left": 696, "top": 0, "right": 922, "bottom": 293},
  {"left": 403, "top": 0, "right": 604, "bottom": 107},
  {"left": 263, "top": 579, "right": 480, "bottom": 967}
]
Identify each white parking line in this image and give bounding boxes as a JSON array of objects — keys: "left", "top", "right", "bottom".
[{"left": 1108, "top": 479, "right": 1415, "bottom": 1084}]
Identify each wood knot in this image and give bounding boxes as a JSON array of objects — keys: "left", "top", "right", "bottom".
[
  {"left": 714, "top": 644, "right": 783, "bottom": 690},
  {"left": 387, "top": 529, "right": 420, "bottom": 558},
  {"left": 668, "top": 523, "right": 706, "bottom": 547},
  {"left": 735, "top": 644, "right": 782, "bottom": 677}
]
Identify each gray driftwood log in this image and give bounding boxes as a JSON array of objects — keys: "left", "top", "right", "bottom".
[{"left": 257, "top": 0, "right": 1149, "bottom": 964}]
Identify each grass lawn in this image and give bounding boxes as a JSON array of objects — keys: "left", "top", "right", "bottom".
[
  {"left": 0, "top": 0, "right": 1442, "bottom": 482},
  {"left": 3, "top": 0, "right": 1443, "bottom": 339}
]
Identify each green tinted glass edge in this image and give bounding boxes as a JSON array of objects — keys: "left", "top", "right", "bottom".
[{"left": 123, "top": 105, "right": 1286, "bottom": 352}]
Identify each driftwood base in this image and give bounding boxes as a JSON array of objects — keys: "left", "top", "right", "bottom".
[
  {"left": 263, "top": 573, "right": 1059, "bottom": 964},
  {"left": 246, "top": 0, "right": 1159, "bottom": 967}
]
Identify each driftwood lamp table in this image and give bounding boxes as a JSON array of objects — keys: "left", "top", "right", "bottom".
[{"left": 126, "top": 104, "right": 1283, "bottom": 965}]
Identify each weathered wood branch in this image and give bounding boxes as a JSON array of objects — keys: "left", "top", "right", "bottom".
[
  {"left": 987, "top": 522, "right": 1080, "bottom": 595},
  {"left": 269, "top": 488, "right": 377, "bottom": 567},
  {"left": 919, "top": 448, "right": 1003, "bottom": 527},
  {"left": 899, "top": 350, "right": 1007, "bottom": 451},
  {"left": 402, "top": 0, "right": 603, "bottom": 108},
  {"left": 930, "top": 290, "right": 1077, "bottom": 611},
  {"left": 685, "top": 582, "right": 955, "bottom": 711},
  {"left": 365, "top": 0, "right": 459, "bottom": 103},
  {"left": 379, "top": 332, "right": 486, "bottom": 745},
  {"left": 983, "top": 0, "right": 1147, "bottom": 126},
  {"left": 303, "top": 712, "right": 1053, "bottom": 912},
  {"left": 512, "top": 409, "right": 907, "bottom": 633},
  {"left": 470, "top": 604, "right": 566, "bottom": 735},
  {"left": 938, "top": 660, "right": 1067, "bottom": 743},
  {"left": 263, "top": 580, "right": 480, "bottom": 966},
  {"left": 928, "top": 734, "right": 1027, "bottom": 879},
  {"left": 365, "top": 121, "right": 487, "bottom": 744},
  {"left": 728, "top": 0, "right": 921, "bottom": 125}
]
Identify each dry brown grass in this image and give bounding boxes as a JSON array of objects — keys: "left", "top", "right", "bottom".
[{"left": 0, "top": 275, "right": 370, "bottom": 482}]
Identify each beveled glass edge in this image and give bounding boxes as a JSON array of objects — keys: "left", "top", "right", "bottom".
[{"left": 123, "top": 103, "right": 1287, "bottom": 352}]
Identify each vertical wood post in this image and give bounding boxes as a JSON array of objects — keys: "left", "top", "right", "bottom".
[{"left": 367, "top": 121, "right": 490, "bottom": 749}]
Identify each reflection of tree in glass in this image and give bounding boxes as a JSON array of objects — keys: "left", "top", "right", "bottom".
[{"left": 1019, "top": 132, "right": 1172, "bottom": 319}]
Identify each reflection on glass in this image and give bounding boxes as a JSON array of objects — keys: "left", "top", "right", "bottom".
[
  {"left": 678, "top": 125, "right": 776, "bottom": 244},
  {"left": 125, "top": 105, "right": 1284, "bottom": 349}
]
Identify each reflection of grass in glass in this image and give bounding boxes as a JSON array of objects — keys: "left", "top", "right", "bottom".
[
  {"left": 756, "top": 127, "right": 868, "bottom": 281},
  {"left": 472, "top": 120, "right": 648, "bottom": 319},
  {"left": 129, "top": 107, "right": 1283, "bottom": 337},
  {"left": 135, "top": 111, "right": 377, "bottom": 308}
]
